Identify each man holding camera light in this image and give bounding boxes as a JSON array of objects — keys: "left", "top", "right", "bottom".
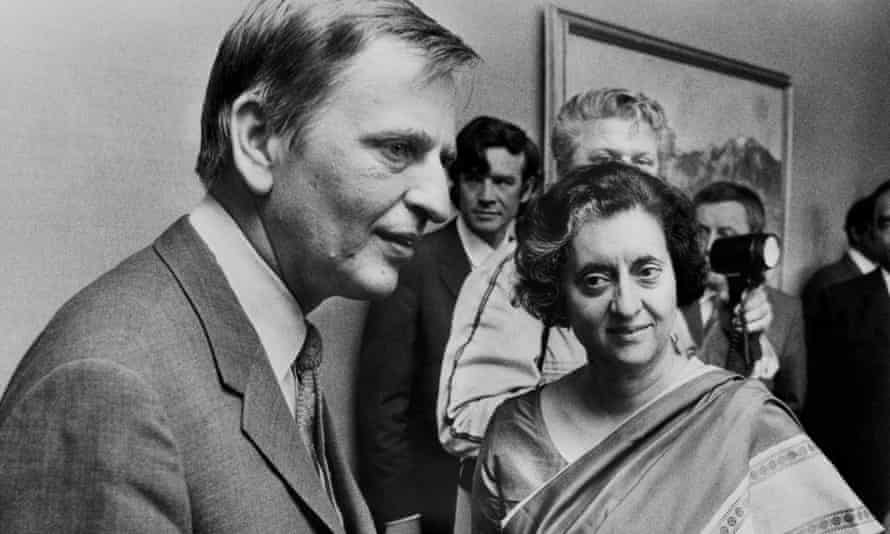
[{"left": 687, "top": 181, "right": 807, "bottom": 415}]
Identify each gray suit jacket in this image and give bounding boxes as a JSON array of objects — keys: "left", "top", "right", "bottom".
[{"left": 0, "top": 217, "right": 375, "bottom": 533}]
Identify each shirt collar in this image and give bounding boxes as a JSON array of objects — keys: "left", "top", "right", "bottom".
[
  {"left": 456, "top": 215, "right": 515, "bottom": 269},
  {"left": 847, "top": 247, "right": 877, "bottom": 275},
  {"left": 189, "top": 195, "right": 306, "bottom": 386}
]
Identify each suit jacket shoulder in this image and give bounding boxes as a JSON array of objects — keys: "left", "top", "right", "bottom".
[
  {"left": 0, "top": 217, "right": 371, "bottom": 534},
  {"left": 801, "top": 255, "right": 860, "bottom": 315},
  {"left": 821, "top": 268, "right": 890, "bottom": 324}
]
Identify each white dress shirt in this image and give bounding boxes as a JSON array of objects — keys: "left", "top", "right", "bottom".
[
  {"left": 189, "top": 195, "right": 306, "bottom": 417},
  {"left": 456, "top": 215, "right": 514, "bottom": 269},
  {"left": 848, "top": 247, "right": 877, "bottom": 275}
]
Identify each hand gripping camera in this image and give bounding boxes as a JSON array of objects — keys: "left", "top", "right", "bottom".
[{"left": 708, "top": 233, "right": 781, "bottom": 372}]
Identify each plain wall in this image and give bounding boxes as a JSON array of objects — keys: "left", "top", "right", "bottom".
[{"left": 2, "top": 0, "right": 889, "bottom": 464}]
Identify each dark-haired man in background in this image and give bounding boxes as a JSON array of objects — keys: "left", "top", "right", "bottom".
[
  {"left": 801, "top": 195, "right": 880, "bottom": 318},
  {"left": 0, "top": 1, "right": 477, "bottom": 532},
  {"left": 358, "top": 116, "right": 542, "bottom": 534}
]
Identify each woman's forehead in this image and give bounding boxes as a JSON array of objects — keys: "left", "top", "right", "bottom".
[{"left": 568, "top": 208, "right": 668, "bottom": 264}]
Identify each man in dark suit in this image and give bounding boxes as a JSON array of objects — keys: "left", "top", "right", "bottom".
[
  {"left": 806, "top": 179, "right": 890, "bottom": 520},
  {"left": 0, "top": 2, "right": 477, "bottom": 532},
  {"left": 801, "top": 195, "right": 879, "bottom": 317},
  {"left": 687, "top": 181, "right": 807, "bottom": 414},
  {"left": 357, "top": 116, "right": 542, "bottom": 534}
]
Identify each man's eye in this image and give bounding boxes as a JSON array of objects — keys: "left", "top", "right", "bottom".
[{"left": 381, "top": 142, "right": 415, "bottom": 165}]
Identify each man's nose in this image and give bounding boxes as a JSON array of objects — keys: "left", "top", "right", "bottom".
[
  {"left": 478, "top": 180, "right": 496, "bottom": 203},
  {"left": 404, "top": 158, "right": 452, "bottom": 225}
]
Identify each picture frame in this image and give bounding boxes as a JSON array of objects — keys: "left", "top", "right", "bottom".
[{"left": 545, "top": 4, "right": 793, "bottom": 287}]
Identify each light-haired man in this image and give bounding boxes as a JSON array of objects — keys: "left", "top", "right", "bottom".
[{"left": 0, "top": 1, "right": 477, "bottom": 532}]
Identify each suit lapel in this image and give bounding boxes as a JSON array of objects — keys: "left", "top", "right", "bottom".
[
  {"left": 437, "top": 220, "right": 473, "bottom": 298},
  {"left": 242, "top": 364, "right": 345, "bottom": 533},
  {"left": 153, "top": 217, "right": 344, "bottom": 534},
  {"left": 321, "top": 399, "right": 376, "bottom": 534}
]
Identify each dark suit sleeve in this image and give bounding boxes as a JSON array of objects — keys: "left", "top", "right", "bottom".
[
  {"left": 772, "top": 296, "right": 807, "bottom": 415},
  {"left": 357, "top": 265, "right": 422, "bottom": 526},
  {"left": 0, "top": 359, "right": 190, "bottom": 532}
]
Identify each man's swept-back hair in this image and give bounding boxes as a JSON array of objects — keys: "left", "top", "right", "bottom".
[
  {"left": 551, "top": 88, "right": 670, "bottom": 178},
  {"left": 448, "top": 115, "right": 542, "bottom": 208},
  {"left": 195, "top": 0, "right": 479, "bottom": 187},
  {"left": 693, "top": 181, "right": 766, "bottom": 234}
]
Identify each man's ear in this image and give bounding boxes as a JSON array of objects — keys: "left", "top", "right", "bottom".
[{"left": 230, "top": 92, "right": 281, "bottom": 196}]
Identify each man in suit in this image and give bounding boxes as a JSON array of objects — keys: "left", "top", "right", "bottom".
[
  {"left": 357, "top": 116, "right": 542, "bottom": 534},
  {"left": 806, "top": 179, "right": 890, "bottom": 520},
  {"left": 801, "top": 195, "right": 879, "bottom": 317},
  {"left": 0, "top": 1, "right": 477, "bottom": 532},
  {"left": 688, "top": 181, "right": 807, "bottom": 414}
]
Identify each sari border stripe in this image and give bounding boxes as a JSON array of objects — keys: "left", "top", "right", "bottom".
[
  {"left": 749, "top": 434, "right": 819, "bottom": 485},
  {"left": 703, "top": 475, "right": 751, "bottom": 534},
  {"left": 785, "top": 507, "right": 876, "bottom": 534}
]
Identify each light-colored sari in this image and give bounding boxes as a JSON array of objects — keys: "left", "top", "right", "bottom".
[{"left": 474, "top": 369, "right": 881, "bottom": 533}]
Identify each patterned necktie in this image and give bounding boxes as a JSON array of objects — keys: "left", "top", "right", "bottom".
[
  {"left": 293, "top": 323, "right": 343, "bottom": 522},
  {"left": 293, "top": 322, "right": 323, "bottom": 461}
]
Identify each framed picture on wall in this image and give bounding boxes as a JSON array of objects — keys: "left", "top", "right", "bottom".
[{"left": 545, "top": 4, "right": 792, "bottom": 287}]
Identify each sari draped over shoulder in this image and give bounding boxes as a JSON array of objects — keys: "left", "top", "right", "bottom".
[{"left": 487, "top": 369, "right": 880, "bottom": 534}]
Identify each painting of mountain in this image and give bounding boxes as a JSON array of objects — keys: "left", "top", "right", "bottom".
[
  {"left": 668, "top": 136, "right": 784, "bottom": 238},
  {"left": 549, "top": 6, "right": 791, "bottom": 285}
]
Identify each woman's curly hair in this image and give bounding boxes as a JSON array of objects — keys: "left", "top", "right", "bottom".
[{"left": 514, "top": 162, "right": 706, "bottom": 327}]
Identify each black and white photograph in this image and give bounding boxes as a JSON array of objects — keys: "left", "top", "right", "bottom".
[{"left": 0, "top": 1, "right": 888, "bottom": 533}]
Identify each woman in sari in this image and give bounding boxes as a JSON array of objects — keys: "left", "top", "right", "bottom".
[{"left": 471, "top": 162, "right": 880, "bottom": 533}]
